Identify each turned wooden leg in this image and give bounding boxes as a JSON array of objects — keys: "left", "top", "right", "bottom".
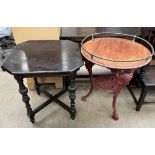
[
  {"left": 136, "top": 66, "right": 147, "bottom": 87},
  {"left": 81, "top": 59, "right": 95, "bottom": 101},
  {"left": 136, "top": 85, "right": 148, "bottom": 111},
  {"left": 14, "top": 76, "right": 35, "bottom": 123},
  {"left": 34, "top": 77, "right": 40, "bottom": 95},
  {"left": 68, "top": 75, "right": 77, "bottom": 120}
]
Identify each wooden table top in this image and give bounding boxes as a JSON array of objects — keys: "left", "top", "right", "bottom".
[
  {"left": 81, "top": 37, "right": 152, "bottom": 69},
  {"left": 2, "top": 40, "right": 83, "bottom": 77}
]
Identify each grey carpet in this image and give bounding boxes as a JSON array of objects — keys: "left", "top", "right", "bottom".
[{"left": 0, "top": 71, "right": 155, "bottom": 128}]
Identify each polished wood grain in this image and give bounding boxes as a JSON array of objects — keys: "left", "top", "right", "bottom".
[
  {"left": 81, "top": 38, "right": 152, "bottom": 69},
  {"left": 2, "top": 40, "right": 83, "bottom": 76}
]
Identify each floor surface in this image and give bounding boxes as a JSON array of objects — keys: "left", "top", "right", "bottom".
[{"left": 0, "top": 71, "right": 155, "bottom": 128}]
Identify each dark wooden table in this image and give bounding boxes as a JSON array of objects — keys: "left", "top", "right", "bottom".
[{"left": 1, "top": 40, "right": 83, "bottom": 123}]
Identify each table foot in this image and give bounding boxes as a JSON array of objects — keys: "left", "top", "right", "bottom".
[
  {"left": 81, "top": 85, "right": 94, "bottom": 102},
  {"left": 70, "top": 110, "right": 76, "bottom": 120},
  {"left": 81, "top": 96, "right": 87, "bottom": 102},
  {"left": 112, "top": 113, "right": 119, "bottom": 121},
  {"left": 27, "top": 112, "right": 35, "bottom": 123},
  {"left": 136, "top": 106, "right": 141, "bottom": 111}
]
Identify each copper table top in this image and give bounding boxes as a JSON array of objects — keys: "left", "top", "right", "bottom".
[{"left": 81, "top": 37, "right": 152, "bottom": 69}]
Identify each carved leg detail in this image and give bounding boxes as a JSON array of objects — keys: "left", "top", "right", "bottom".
[
  {"left": 111, "top": 69, "right": 134, "bottom": 121},
  {"left": 14, "top": 76, "right": 35, "bottom": 123},
  {"left": 81, "top": 59, "right": 95, "bottom": 101},
  {"left": 34, "top": 77, "right": 41, "bottom": 95},
  {"left": 68, "top": 78, "right": 77, "bottom": 120}
]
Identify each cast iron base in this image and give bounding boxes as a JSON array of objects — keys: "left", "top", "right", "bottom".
[{"left": 81, "top": 59, "right": 134, "bottom": 121}]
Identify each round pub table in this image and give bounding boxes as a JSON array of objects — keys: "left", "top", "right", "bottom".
[{"left": 81, "top": 32, "right": 154, "bottom": 121}]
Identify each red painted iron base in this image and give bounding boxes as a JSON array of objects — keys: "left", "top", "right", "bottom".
[
  {"left": 81, "top": 58, "right": 95, "bottom": 102},
  {"left": 81, "top": 59, "right": 134, "bottom": 121}
]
